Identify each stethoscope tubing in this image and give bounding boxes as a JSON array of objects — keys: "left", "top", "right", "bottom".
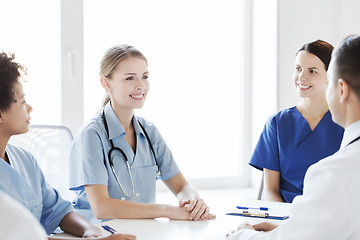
[
  {"left": 108, "top": 146, "right": 137, "bottom": 199},
  {"left": 110, "top": 159, "right": 137, "bottom": 200},
  {"left": 102, "top": 109, "right": 160, "bottom": 200}
]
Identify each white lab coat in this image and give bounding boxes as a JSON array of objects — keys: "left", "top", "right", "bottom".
[
  {"left": 0, "top": 190, "right": 47, "bottom": 240},
  {"left": 228, "top": 121, "right": 360, "bottom": 240}
]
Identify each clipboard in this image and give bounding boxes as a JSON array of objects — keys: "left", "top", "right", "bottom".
[{"left": 226, "top": 211, "right": 289, "bottom": 220}]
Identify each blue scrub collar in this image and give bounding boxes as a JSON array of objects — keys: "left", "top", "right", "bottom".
[{"left": 103, "top": 102, "right": 146, "bottom": 140}]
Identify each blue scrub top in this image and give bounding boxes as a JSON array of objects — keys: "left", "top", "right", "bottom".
[
  {"left": 249, "top": 107, "right": 344, "bottom": 203},
  {"left": 0, "top": 144, "right": 73, "bottom": 235},
  {"left": 69, "top": 102, "right": 180, "bottom": 220}
]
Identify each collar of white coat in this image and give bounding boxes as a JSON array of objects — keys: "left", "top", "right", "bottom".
[
  {"left": 103, "top": 102, "right": 146, "bottom": 140},
  {"left": 340, "top": 120, "right": 360, "bottom": 149}
]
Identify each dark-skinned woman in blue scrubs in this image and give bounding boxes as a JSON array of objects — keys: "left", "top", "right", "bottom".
[
  {"left": 249, "top": 40, "right": 344, "bottom": 203},
  {"left": 0, "top": 51, "right": 135, "bottom": 240}
]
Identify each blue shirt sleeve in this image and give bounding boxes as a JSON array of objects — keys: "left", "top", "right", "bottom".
[
  {"left": 249, "top": 115, "right": 280, "bottom": 172},
  {"left": 138, "top": 119, "right": 180, "bottom": 181},
  {"left": 37, "top": 164, "right": 74, "bottom": 234},
  {"left": 69, "top": 124, "right": 109, "bottom": 191},
  {"left": 2, "top": 145, "right": 73, "bottom": 235}
]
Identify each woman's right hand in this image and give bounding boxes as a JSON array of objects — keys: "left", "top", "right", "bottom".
[
  {"left": 179, "top": 197, "right": 216, "bottom": 221},
  {"left": 166, "top": 205, "right": 215, "bottom": 221}
]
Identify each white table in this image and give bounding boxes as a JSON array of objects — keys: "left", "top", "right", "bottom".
[{"left": 56, "top": 196, "right": 291, "bottom": 240}]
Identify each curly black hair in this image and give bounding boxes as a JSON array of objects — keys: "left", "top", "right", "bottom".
[{"left": 0, "top": 52, "right": 27, "bottom": 111}]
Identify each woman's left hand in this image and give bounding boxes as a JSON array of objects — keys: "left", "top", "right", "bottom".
[
  {"left": 96, "top": 233, "right": 136, "bottom": 240},
  {"left": 82, "top": 226, "right": 136, "bottom": 239},
  {"left": 82, "top": 226, "right": 102, "bottom": 238},
  {"left": 179, "top": 197, "right": 216, "bottom": 221}
]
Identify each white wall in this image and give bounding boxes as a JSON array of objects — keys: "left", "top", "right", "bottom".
[
  {"left": 277, "top": 0, "right": 360, "bottom": 110},
  {"left": 251, "top": 0, "right": 278, "bottom": 147},
  {"left": 250, "top": 0, "right": 278, "bottom": 189}
]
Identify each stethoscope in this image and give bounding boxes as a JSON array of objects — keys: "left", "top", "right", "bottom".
[{"left": 102, "top": 110, "right": 161, "bottom": 200}]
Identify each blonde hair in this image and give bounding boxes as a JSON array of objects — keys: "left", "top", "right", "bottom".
[{"left": 100, "top": 44, "right": 147, "bottom": 107}]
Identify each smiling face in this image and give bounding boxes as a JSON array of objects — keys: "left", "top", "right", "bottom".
[
  {"left": 293, "top": 51, "right": 328, "bottom": 99},
  {"left": 105, "top": 57, "right": 149, "bottom": 111},
  {"left": 0, "top": 83, "right": 32, "bottom": 137}
]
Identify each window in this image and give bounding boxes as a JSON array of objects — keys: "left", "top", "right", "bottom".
[
  {"left": 83, "top": 0, "right": 249, "bottom": 186},
  {"left": 0, "top": 0, "right": 61, "bottom": 125},
  {"left": 2, "top": 0, "right": 252, "bottom": 188}
]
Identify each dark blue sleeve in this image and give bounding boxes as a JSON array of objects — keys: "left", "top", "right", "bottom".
[{"left": 249, "top": 116, "right": 280, "bottom": 172}]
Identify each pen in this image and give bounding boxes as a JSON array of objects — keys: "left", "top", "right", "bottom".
[
  {"left": 102, "top": 225, "right": 117, "bottom": 234},
  {"left": 226, "top": 212, "right": 289, "bottom": 220},
  {"left": 236, "top": 206, "right": 269, "bottom": 211}
]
